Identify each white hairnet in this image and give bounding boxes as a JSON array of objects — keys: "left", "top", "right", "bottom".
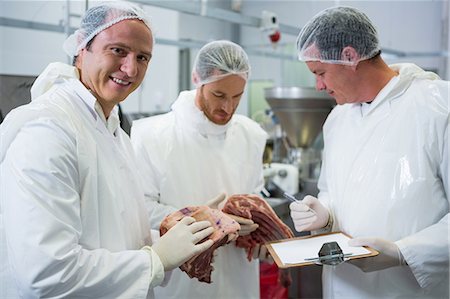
[
  {"left": 192, "top": 40, "right": 250, "bottom": 86},
  {"left": 63, "top": 1, "right": 153, "bottom": 59},
  {"left": 297, "top": 6, "right": 380, "bottom": 65}
]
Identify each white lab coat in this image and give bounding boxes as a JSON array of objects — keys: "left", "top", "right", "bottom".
[
  {"left": 131, "top": 89, "right": 268, "bottom": 299},
  {"left": 0, "top": 62, "right": 164, "bottom": 298},
  {"left": 318, "top": 63, "right": 449, "bottom": 298}
]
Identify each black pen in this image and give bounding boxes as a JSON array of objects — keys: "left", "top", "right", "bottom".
[
  {"left": 283, "top": 192, "right": 315, "bottom": 214},
  {"left": 283, "top": 192, "right": 300, "bottom": 203}
]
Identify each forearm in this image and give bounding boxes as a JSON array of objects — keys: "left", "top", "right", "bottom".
[{"left": 396, "top": 214, "right": 449, "bottom": 289}]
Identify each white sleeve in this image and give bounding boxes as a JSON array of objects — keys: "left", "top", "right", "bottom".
[
  {"left": 130, "top": 123, "right": 177, "bottom": 229},
  {"left": 396, "top": 215, "right": 449, "bottom": 289},
  {"left": 1, "top": 118, "right": 163, "bottom": 298},
  {"left": 396, "top": 111, "right": 449, "bottom": 290},
  {"left": 317, "top": 147, "right": 332, "bottom": 212},
  {"left": 316, "top": 143, "right": 335, "bottom": 234}
]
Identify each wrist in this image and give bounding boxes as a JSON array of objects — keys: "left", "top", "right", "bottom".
[
  {"left": 311, "top": 213, "right": 333, "bottom": 235},
  {"left": 141, "top": 246, "right": 166, "bottom": 287},
  {"left": 149, "top": 243, "right": 169, "bottom": 271}
]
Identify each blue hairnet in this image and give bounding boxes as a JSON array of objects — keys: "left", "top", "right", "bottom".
[
  {"left": 297, "top": 6, "right": 380, "bottom": 65},
  {"left": 192, "top": 40, "right": 250, "bottom": 86},
  {"left": 63, "top": 1, "right": 153, "bottom": 59}
]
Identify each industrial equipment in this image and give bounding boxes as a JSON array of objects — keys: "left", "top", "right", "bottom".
[
  {"left": 264, "top": 87, "right": 335, "bottom": 195},
  {"left": 262, "top": 87, "right": 335, "bottom": 299}
]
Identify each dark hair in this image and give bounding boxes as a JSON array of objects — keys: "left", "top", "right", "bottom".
[{"left": 72, "top": 37, "right": 95, "bottom": 66}]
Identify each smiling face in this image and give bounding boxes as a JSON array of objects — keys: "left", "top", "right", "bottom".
[
  {"left": 195, "top": 74, "right": 246, "bottom": 125},
  {"left": 76, "top": 19, "right": 153, "bottom": 116},
  {"left": 306, "top": 61, "right": 361, "bottom": 105}
]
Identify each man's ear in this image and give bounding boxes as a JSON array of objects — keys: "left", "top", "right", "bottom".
[
  {"left": 192, "top": 71, "right": 200, "bottom": 86},
  {"left": 75, "top": 49, "right": 85, "bottom": 68},
  {"left": 341, "top": 46, "right": 360, "bottom": 64}
]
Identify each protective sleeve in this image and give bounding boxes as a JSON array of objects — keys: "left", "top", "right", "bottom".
[
  {"left": 1, "top": 118, "right": 161, "bottom": 298},
  {"left": 141, "top": 245, "right": 167, "bottom": 289},
  {"left": 130, "top": 121, "right": 177, "bottom": 229},
  {"left": 396, "top": 100, "right": 449, "bottom": 290},
  {"left": 314, "top": 150, "right": 335, "bottom": 234}
]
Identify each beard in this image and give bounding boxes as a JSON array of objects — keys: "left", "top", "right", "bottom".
[{"left": 198, "top": 90, "right": 233, "bottom": 125}]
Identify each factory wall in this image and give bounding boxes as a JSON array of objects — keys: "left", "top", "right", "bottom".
[{"left": 0, "top": 1, "right": 448, "bottom": 119}]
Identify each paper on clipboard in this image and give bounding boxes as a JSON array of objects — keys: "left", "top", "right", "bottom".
[{"left": 266, "top": 232, "right": 378, "bottom": 268}]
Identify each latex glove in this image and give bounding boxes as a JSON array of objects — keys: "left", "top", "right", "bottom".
[
  {"left": 252, "top": 244, "right": 273, "bottom": 262},
  {"left": 152, "top": 216, "right": 214, "bottom": 271},
  {"left": 348, "top": 237, "right": 407, "bottom": 272},
  {"left": 289, "top": 195, "right": 329, "bottom": 232},
  {"left": 206, "top": 193, "right": 227, "bottom": 210},
  {"left": 227, "top": 214, "right": 259, "bottom": 236}
]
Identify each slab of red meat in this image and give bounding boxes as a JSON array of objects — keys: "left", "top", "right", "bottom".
[
  {"left": 222, "top": 194, "right": 294, "bottom": 287},
  {"left": 159, "top": 205, "right": 240, "bottom": 283},
  {"left": 222, "top": 194, "right": 294, "bottom": 260}
]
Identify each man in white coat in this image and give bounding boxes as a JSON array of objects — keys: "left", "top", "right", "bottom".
[
  {"left": 0, "top": 2, "right": 214, "bottom": 298},
  {"left": 131, "top": 40, "right": 268, "bottom": 298},
  {"left": 289, "top": 6, "right": 449, "bottom": 298}
]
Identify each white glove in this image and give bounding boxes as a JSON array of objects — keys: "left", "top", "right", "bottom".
[
  {"left": 206, "top": 193, "right": 227, "bottom": 209},
  {"left": 226, "top": 214, "right": 259, "bottom": 236},
  {"left": 348, "top": 237, "right": 407, "bottom": 272},
  {"left": 206, "top": 193, "right": 259, "bottom": 236},
  {"left": 289, "top": 195, "right": 329, "bottom": 232},
  {"left": 152, "top": 216, "right": 214, "bottom": 271}
]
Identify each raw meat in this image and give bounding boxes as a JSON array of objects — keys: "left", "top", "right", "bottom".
[
  {"left": 222, "top": 194, "right": 294, "bottom": 288},
  {"left": 159, "top": 205, "right": 240, "bottom": 283},
  {"left": 222, "top": 194, "right": 294, "bottom": 260}
]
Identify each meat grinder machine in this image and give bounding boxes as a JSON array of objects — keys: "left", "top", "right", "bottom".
[{"left": 263, "top": 87, "right": 335, "bottom": 197}]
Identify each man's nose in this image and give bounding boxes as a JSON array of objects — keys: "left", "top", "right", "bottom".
[
  {"left": 221, "top": 99, "right": 234, "bottom": 114},
  {"left": 120, "top": 55, "right": 138, "bottom": 77},
  {"left": 315, "top": 77, "right": 326, "bottom": 91}
]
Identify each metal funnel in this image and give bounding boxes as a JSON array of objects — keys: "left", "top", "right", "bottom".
[{"left": 265, "top": 87, "right": 335, "bottom": 148}]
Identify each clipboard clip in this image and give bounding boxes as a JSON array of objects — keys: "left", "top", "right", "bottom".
[{"left": 304, "top": 241, "right": 352, "bottom": 266}]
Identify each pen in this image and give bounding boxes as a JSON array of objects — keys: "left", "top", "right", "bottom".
[
  {"left": 304, "top": 253, "right": 353, "bottom": 261},
  {"left": 283, "top": 192, "right": 300, "bottom": 203},
  {"left": 283, "top": 192, "right": 317, "bottom": 216}
]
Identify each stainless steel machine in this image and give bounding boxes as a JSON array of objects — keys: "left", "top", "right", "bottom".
[
  {"left": 262, "top": 87, "right": 335, "bottom": 299},
  {"left": 264, "top": 87, "right": 335, "bottom": 195}
]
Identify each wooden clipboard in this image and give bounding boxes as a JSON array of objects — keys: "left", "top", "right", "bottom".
[{"left": 266, "top": 231, "right": 379, "bottom": 269}]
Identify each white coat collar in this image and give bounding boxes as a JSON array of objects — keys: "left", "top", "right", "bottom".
[
  {"left": 358, "top": 75, "right": 399, "bottom": 117},
  {"left": 70, "top": 79, "right": 120, "bottom": 135},
  {"left": 31, "top": 62, "right": 120, "bottom": 135},
  {"left": 31, "top": 62, "right": 79, "bottom": 100},
  {"left": 352, "top": 63, "right": 440, "bottom": 117},
  {"left": 171, "top": 89, "right": 232, "bottom": 138}
]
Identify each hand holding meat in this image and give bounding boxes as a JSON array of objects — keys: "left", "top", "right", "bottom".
[
  {"left": 226, "top": 214, "right": 259, "bottom": 236},
  {"left": 206, "top": 193, "right": 227, "bottom": 209},
  {"left": 207, "top": 193, "right": 259, "bottom": 236},
  {"left": 289, "top": 195, "right": 329, "bottom": 232},
  {"left": 159, "top": 206, "right": 240, "bottom": 283},
  {"left": 222, "top": 194, "right": 294, "bottom": 261},
  {"left": 152, "top": 216, "right": 214, "bottom": 271}
]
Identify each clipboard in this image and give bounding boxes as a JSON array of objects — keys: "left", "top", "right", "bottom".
[{"left": 266, "top": 231, "right": 379, "bottom": 269}]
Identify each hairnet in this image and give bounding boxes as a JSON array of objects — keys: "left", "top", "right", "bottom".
[
  {"left": 63, "top": 1, "right": 153, "bottom": 59},
  {"left": 192, "top": 40, "right": 250, "bottom": 86},
  {"left": 297, "top": 6, "right": 380, "bottom": 65}
]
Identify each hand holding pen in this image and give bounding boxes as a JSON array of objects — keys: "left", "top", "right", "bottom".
[
  {"left": 283, "top": 192, "right": 302, "bottom": 203},
  {"left": 287, "top": 194, "right": 330, "bottom": 232}
]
